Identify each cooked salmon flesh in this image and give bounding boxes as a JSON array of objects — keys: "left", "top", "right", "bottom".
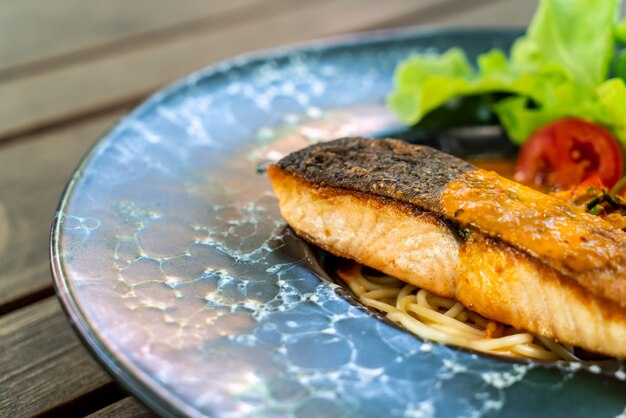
[{"left": 267, "top": 137, "right": 626, "bottom": 358}]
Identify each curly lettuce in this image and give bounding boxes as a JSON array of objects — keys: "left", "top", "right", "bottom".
[{"left": 388, "top": 0, "right": 626, "bottom": 146}]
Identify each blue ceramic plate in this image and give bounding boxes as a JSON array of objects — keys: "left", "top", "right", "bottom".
[{"left": 51, "top": 28, "right": 626, "bottom": 418}]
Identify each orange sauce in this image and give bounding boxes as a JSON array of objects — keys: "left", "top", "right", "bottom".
[{"left": 441, "top": 169, "right": 626, "bottom": 275}]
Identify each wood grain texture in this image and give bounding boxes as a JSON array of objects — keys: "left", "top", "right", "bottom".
[
  {"left": 0, "top": 298, "right": 113, "bottom": 417},
  {"left": 0, "top": 0, "right": 265, "bottom": 79},
  {"left": 0, "top": 0, "right": 459, "bottom": 142},
  {"left": 431, "top": 0, "right": 537, "bottom": 27},
  {"left": 86, "top": 397, "right": 155, "bottom": 418},
  {"left": 0, "top": 112, "right": 125, "bottom": 312}
]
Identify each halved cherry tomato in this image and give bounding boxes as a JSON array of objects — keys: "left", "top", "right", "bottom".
[{"left": 514, "top": 118, "right": 624, "bottom": 190}]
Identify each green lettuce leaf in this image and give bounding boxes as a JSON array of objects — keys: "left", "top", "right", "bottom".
[
  {"left": 387, "top": 49, "right": 517, "bottom": 125},
  {"left": 614, "top": 16, "right": 626, "bottom": 44},
  {"left": 510, "top": 0, "right": 619, "bottom": 88},
  {"left": 388, "top": 0, "right": 624, "bottom": 146},
  {"left": 595, "top": 78, "right": 626, "bottom": 141}
]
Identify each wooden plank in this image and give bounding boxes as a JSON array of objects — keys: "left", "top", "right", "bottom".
[
  {"left": 86, "top": 397, "right": 155, "bottom": 418},
  {"left": 0, "top": 0, "right": 265, "bottom": 78},
  {"left": 0, "top": 297, "right": 114, "bottom": 417},
  {"left": 429, "top": 0, "right": 620, "bottom": 29},
  {"left": 0, "top": 112, "right": 125, "bottom": 312},
  {"left": 431, "top": 0, "right": 538, "bottom": 27},
  {"left": 0, "top": 0, "right": 481, "bottom": 142}
]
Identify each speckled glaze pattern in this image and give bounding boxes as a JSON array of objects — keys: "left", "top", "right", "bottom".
[{"left": 51, "top": 29, "right": 626, "bottom": 418}]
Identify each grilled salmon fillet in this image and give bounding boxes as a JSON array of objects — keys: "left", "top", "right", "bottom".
[{"left": 267, "top": 137, "right": 626, "bottom": 358}]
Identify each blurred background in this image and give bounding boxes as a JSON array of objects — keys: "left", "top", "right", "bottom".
[{"left": 0, "top": 1, "right": 537, "bottom": 416}]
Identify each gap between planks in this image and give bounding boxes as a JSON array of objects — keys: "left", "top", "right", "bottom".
[
  {"left": 37, "top": 382, "right": 130, "bottom": 418},
  {"left": 85, "top": 396, "right": 155, "bottom": 418}
]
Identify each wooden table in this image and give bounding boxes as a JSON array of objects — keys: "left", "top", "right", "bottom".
[{"left": 0, "top": 1, "right": 537, "bottom": 416}]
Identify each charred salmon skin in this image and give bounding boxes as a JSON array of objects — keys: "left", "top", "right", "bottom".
[{"left": 267, "top": 137, "right": 626, "bottom": 358}]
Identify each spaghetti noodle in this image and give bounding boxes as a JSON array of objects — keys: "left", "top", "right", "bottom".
[{"left": 337, "top": 262, "right": 578, "bottom": 361}]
